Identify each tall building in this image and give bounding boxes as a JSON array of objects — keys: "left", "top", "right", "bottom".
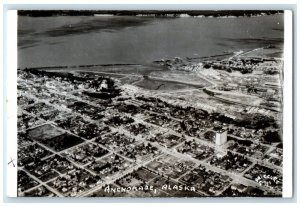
[{"left": 215, "top": 130, "right": 227, "bottom": 146}]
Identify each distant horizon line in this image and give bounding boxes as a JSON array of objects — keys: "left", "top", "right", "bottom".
[{"left": 18, "top": 10, "right": 283, "bottom": 17}]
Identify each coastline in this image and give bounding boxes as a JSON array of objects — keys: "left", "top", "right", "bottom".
[
  {"left": 18, "top": 10, "right": 283, "bottom": 18},
  {"left": 19, "top": 46, "right": 283, "bottom": 118}
]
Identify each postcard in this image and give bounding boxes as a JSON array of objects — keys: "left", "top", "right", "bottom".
[{"left": 4, "top": 9, "right": 293, "bottom": 198}]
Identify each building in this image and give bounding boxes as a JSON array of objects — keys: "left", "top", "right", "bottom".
[{"left": 215, "top": 130, "right": 227, "bottom": 146}]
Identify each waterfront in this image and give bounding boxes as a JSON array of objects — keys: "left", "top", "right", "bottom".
[{"left": 18, "top": 14, "right": 283, "bottom": 68}]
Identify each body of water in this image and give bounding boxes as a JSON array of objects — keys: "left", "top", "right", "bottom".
[{"left": 18, "top": 14, "right": 284, "bottom": 68}]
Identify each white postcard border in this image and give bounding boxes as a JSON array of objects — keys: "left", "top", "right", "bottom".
[{"left": 4, "top": 8, "right": 294, "bottom": 199}]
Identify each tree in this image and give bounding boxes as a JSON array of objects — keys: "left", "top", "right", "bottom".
[{"left": 263, "top": 131, "right": 281, "bottom": 143}]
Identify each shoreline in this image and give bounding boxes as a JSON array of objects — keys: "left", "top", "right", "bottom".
[
  {"left": 18, "top": 47, "right": 281, "bottom": 70},
  {"left": 18, "top": 10, "right": 283, "bottom": 18}
]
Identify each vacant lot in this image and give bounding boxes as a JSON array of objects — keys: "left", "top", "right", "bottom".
[{"left": 134, "top": 79, "right": 197, "bottom": 91}]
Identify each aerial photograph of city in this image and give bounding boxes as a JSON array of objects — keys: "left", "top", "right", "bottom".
[{"left": 17, "top": 10, "right": 284, "bottom": 197}]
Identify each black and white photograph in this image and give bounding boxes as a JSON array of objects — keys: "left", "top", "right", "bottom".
[{"left": 15, "top": 9, "right": 286, "bottom": 198}]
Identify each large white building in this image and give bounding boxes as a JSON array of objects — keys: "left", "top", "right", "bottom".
[{"left": 215, "top": 130, "right": 227, "bottom": 146}]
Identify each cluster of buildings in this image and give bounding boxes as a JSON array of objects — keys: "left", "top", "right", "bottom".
[
  {"left": 17, "top": 69, "right": 283, "bottom": 197},
  {"left": 244, "top": 164, "right": 282, "bottom": 192},
  {"left": 24, "top": 155, "right": 75, "bottom": 182},
  {"left": 180, "top": 165, "right": 232, "bottom": 195},
  {"left": 118, "top": 142, "right": 160, "bottom": 161},
  {"left": 87, "top": 154, "right": 134, "bottom": 180},
  {"left": 222, "top": 183, "right": 268, "bottom": 197},
  {"left": 62, "top": 143, "right": 109, "bottom": 165},
  {"left": 209, "top": 151, "right": 252, "bottom": 174},
  {"left": 95, "top": 132, "right": 136, "bottom": 151},
  {"left": 176, "top": 140, "right": 215, "bottom": 161},
  {"left": 146, "top": 155, "right": 195, "bottom": 179},
  {"left": 50, "top": 169, "right": 101, "bottom": 197},
  {"left": 227, "top": 137, "right": 269, "bottom": 159},
  {"left": 18, "top": 143, "right": 51, "bottom": 167},
  {"left": 17, "top": 170, "right": 39, "bottom": 195},
  {"left": 147, "top": 133, "right": 185, "bottom": 148}
]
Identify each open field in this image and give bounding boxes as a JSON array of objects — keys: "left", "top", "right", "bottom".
[
  {"left": 149, "top": 70, "right": 212, "bottom": 86},
  {"left": 134, "top": 79, "right": 199, "bottom": 91}
]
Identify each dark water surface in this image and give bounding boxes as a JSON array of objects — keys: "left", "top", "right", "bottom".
[{"left": 18, "top": 14, "right": 283, "bottom": 68}]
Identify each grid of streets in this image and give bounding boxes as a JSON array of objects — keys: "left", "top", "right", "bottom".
[{"left": 17, "top": 69, "right": 283, "bottom": 197}]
